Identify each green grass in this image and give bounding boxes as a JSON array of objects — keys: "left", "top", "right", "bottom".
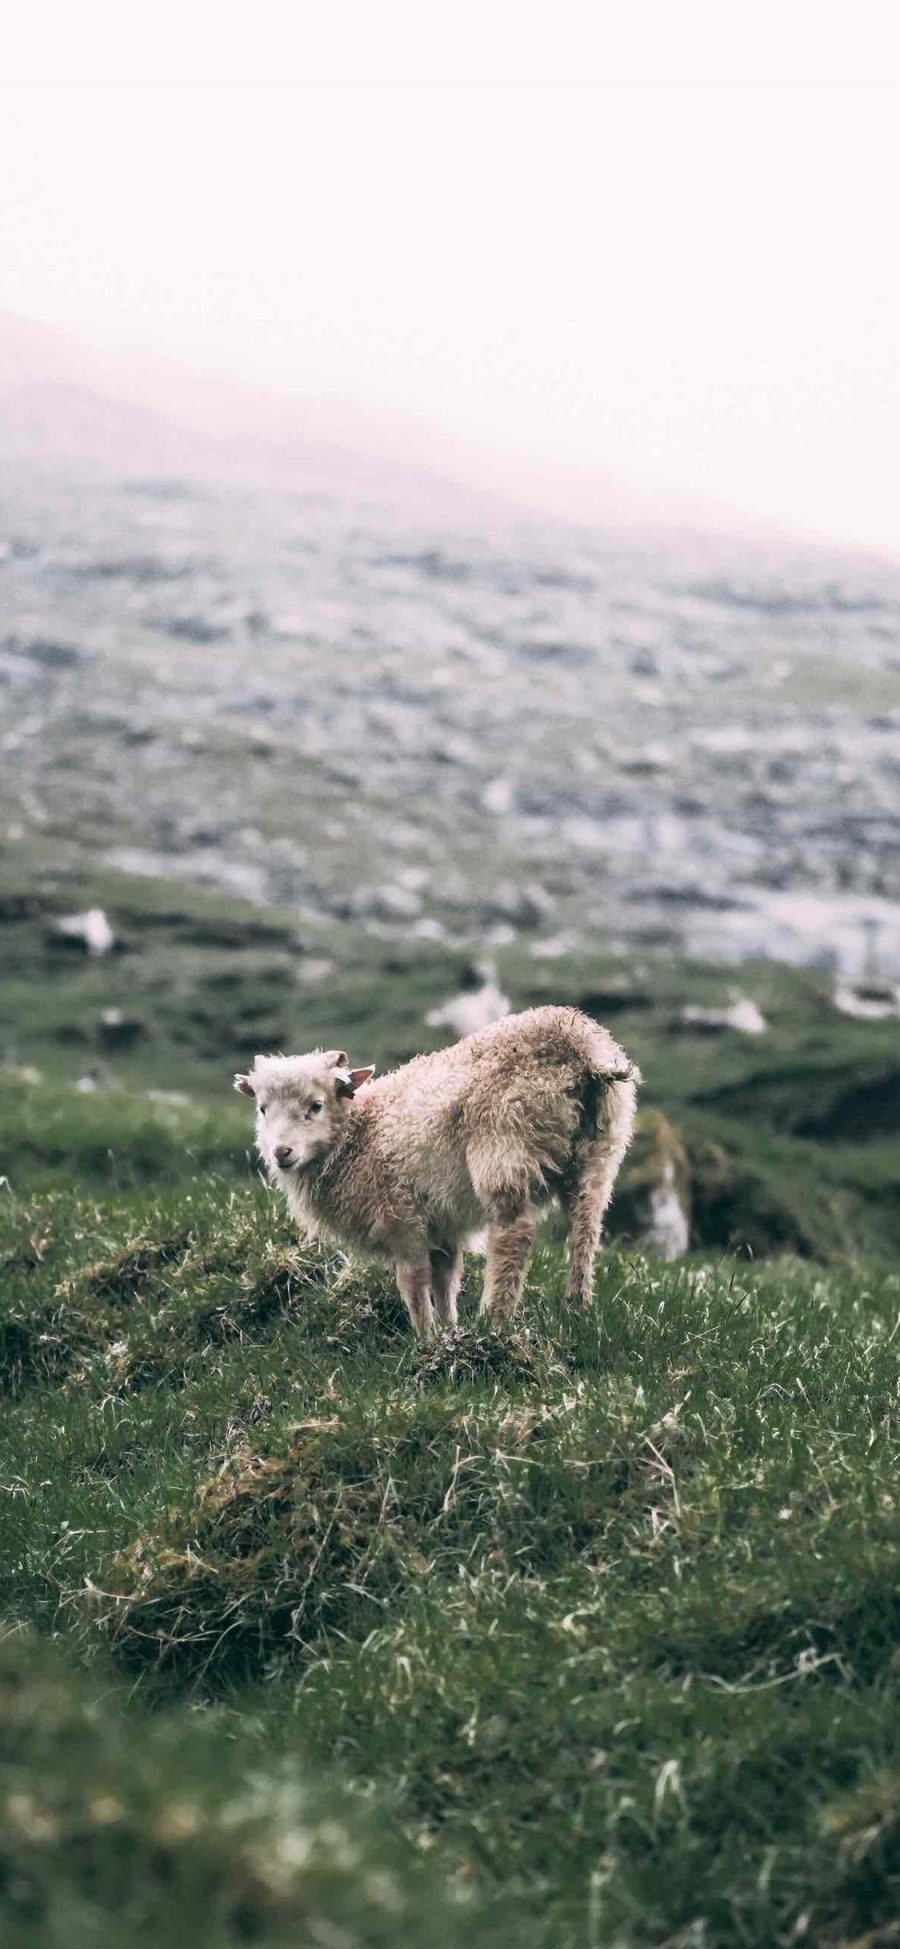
[
  {"left": 0, "top": 1631, "right": 506, "bottom": 1949},
  {"left": 0, "top": 1159, "right": 898, "bottom": 1946},
  {"left": 3, "top": 840, "right": 900, "bottom": 1260},
  {"left": 2, "top": 846, "right": 899, "bottom": 1941}
]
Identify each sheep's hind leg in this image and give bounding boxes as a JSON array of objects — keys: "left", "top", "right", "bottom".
[
  {"left": 430, "top": 1244, "right": 463, "bottom": 1328},
  {"left": 565, "top": 1111, "right": 635, "bottom": 1304},
  {"left": 564, "top": 1160, "right": 610, "bottom": 1304},
  {"left": 478, "top": 1200, "right": 536, "bottom": 1323},
  {"left": 395, "top": 1260, "right": 437, "bottom": 1339}
]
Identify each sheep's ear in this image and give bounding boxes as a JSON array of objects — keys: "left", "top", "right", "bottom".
[
  {"left": 234, "top": 1073, "right": 256, "bottom": 1097},
  {"left": 336, "top": 1064, "right": 375, "bottom": 1099},
  {"left": 324, "top": 1049, "right": 350, "bottom": 1069}
]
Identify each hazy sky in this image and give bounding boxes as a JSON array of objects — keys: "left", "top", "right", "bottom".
[{"left": 2, "top": 2, "right": 899, "bottom": 550}]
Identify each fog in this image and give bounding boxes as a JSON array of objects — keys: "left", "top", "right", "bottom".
[{"left": 2, "top": 2, "right": 899, "bottom": 551}]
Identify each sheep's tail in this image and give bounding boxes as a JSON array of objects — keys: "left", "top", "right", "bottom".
[
  {"left": 577, "top": 1045, "right": 641, "bottom": 1133},
  {"left": 599, "top": 1054, "right": 642, "bottom": 1087},
  {"left": 566, "top": 1051, "right": 640, "bottom": 1302}
]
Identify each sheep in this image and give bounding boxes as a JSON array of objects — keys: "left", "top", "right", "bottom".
[
  {"left": 235, "top": 1006, "right": 640, "bottom": 1338},
  {"left": 425, "top": 960, "right": 509, "bottom": 1038}
]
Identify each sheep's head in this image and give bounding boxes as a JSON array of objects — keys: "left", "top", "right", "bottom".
[{"left": 234, "top": 1050, "right": 375, "bottom": 1181}]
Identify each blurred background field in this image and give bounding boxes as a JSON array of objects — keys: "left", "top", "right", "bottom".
[
  {"left": 3, "top": 451, "right": 899, "bottom": 975},
  {"left": 2, "top": 837, "right": 899, "bottom": 1263}
]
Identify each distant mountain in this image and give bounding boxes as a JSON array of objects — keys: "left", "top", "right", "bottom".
[
  {"left": 0, "top": 310, "right": 635, "bottom": 528},
  {"left": 0, "top": 374, "right": 515, "bottom": 524},
  {"left": 0, "top": 313, "right": 513, "bottom": 517},
  {"left": 8, "top": 308, "right": 871, "bottom": 549},
  {"left": 0, "top": 381, "right": 219, "bottom": 477}
]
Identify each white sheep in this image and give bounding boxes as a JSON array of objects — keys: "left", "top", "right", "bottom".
[
  {"left": 235, "top": 1006, "right": 639, "bottom": 1337},
  {"left": 425, "top": 960, "right": 509, "bottom": 1038}
]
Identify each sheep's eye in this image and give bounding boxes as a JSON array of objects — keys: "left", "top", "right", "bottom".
[
  {"left": 307, "top": 1100, "right": 323, "bottom": 1117},
  {"left": 258, "top": 1103, "right": 267, "bottom": 1117}
]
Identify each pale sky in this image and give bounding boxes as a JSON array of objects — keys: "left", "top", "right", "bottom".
[{"left": 2, "top": 2, "right": 899, "bottom": 551}]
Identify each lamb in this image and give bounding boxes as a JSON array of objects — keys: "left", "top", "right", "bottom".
[{"left": 235, "top": 1006, "right": 639, "bottom": 1338}]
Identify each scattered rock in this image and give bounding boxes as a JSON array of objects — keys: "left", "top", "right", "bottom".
[
  {"left": 9, "top": 636, "right": 83, "bottom": 669},
  {"left": 681, "top": 996, "right": 768, "bottom": 1035},
  {"left": 488, "top": 881, "right": 556, "bottom": 929},
  {"left": 531, "top": 932, "right": 579, "bottom": 960},
  {"left": 428, "top": 733, "right": 478, "bottom": 766},
  {"left": 295, "top": 957, "right": 338, "bottom": 987},
  {"left": 482, "top": 777, "right": 514, "bottom": 815},
  {"left": 157, "top": 614, "right": 231, "bottom": 644},
  {"left": 76, "top": 554, "right": 196, "bottom": 584},
  {"left": 76, "top": 1069, "right": 105, "bottom": 1093},
  {"left": 832, "top": 978, "right": 900, "bottom": 1021},
  {"left": 350, "top": 883, "right": 423, "bottom": 923},
  {"left": 51, "top": 908, "right": 116, "bottom": 956}
]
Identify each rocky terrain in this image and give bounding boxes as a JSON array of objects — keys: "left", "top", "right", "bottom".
[{"left": 2, "top": 457, "right": 899, "bottom": 978}]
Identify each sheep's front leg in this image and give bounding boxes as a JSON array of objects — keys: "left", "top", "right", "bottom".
[
  {"left": 395, "top": 1260, "right": 437, "bottom": 1339},
  {"left": 430, "top": 1244, "right": 463, "bottom": 1329},
  {"left": 478, "top": 1201, "right": 536, "bottom": 1322}
]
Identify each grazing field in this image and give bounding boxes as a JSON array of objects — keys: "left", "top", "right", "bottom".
[
  {"left": 1, "top": 1125, "right": 898, "bottom": 1945},
  {"left": 2, "top": 852, "right": 899, "bottom": 1943},
  {"left": 3, "top": 843, "right": 900, "bottom": 1262}
]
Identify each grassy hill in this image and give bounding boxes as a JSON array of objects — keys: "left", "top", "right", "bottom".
[
  {"left": 1, "top": 1170, "right": 898, "bottom": 1946},
  {"left": 1, "top": 842, "right": 899, "bottom": 1944},
  {"left": 3, "top": 839, "right": 900, "bottom": 1260}
]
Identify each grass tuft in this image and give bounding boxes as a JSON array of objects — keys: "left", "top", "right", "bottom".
[
  {"left": 64, "top": 1230, "right": 195, "bottom": 1304},
  {"left": 409, "top": 1321, "right": 554, "bottom": 1390},
  {"left": 94, "top": 1415, "right": 409, "bottom": 1678}
]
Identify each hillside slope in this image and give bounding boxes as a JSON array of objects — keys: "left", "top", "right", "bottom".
[
  {"left": 0, "top": 1158, "right": 898, "bottom": 1946},
  {"left": 2, "top": 845, "right": 899, "bottom": 1943},
  {"left": 2, "top": 843, "right": 899, "bottom": 1261}
]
